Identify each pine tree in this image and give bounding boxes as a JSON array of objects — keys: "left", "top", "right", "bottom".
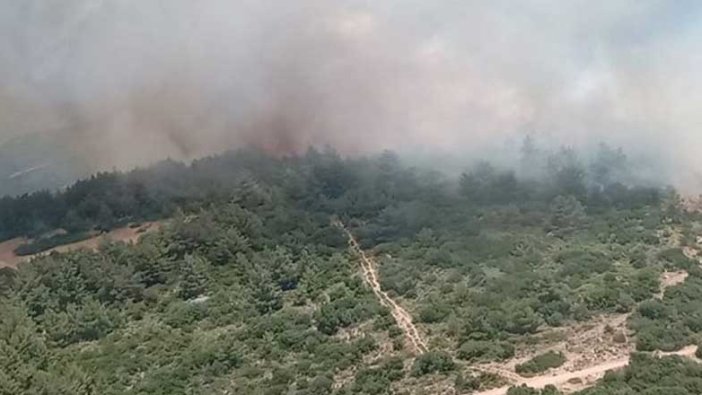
[{"left": 178, "top": 255, "right": 208, "bottom": 300}]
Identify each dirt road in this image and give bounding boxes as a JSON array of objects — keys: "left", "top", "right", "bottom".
[
  {"left": 331, "top": 221, "right": 700, "bottom": 393},
  {"left": 474, "top": 346, "right": 699, "bottom": 395},
  {"left": 333, "top": 219, "right": 428, "bottom": 354},
  {"left": 473, "top": 357, "right": 629, "bottom": 395},
  {"left": 470, "top": 264, "right": 695, "bottom": 395}
]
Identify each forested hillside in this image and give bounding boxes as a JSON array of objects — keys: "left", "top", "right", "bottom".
[{"left": 2, "top": 145, "right": 702, "bottom": 394}]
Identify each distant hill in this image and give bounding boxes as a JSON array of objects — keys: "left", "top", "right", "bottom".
[{"left": 0, "top": 132, "right": 86, "bottom": 196}]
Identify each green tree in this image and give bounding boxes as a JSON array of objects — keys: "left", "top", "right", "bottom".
[
  {"left": 548, "top": 195, "right": 586, "bottom": 233},
  {"left": 177, "top": 255, "right": 209, "bottom": 300},
  {"left": 411, "top": 351, "right": 455, "bottom": 377}
]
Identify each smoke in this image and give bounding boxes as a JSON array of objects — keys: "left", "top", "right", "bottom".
[{"left": 1, "top": 1, "right": 702, "bottom": 190}]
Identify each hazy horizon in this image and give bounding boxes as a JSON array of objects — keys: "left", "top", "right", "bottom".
[{"left": 2, "top": 1, "right": 702, "bottom": 191}]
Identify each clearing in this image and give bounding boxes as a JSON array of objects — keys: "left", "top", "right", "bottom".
[{"left": 0, "top": 222, "right": 161, "bottom": 269}]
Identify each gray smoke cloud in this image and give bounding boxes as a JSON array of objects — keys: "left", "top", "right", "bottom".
[{"left": 1, "top": 1, "right": 702, "bottom": 191}]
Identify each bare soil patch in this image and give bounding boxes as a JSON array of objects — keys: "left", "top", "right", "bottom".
[
  {"left": 657, "top": 270, "right": 689, "bottom": 298},
  {"left": 0, "top": 222, "right": 161, "bottom": 268},
  {"left": 0, "top": 237, "right": 28, "bottom": 268}
]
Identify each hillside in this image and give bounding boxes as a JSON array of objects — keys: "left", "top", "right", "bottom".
[{"left": 2, "top": 147, "right": 702, "bottom": 394}]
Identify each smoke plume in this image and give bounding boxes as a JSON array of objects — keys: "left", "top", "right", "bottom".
[{"left": 1, "top": 1, "right": 702, "bottom": 190}]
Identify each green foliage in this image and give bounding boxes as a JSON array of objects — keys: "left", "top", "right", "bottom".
[
  {"left": 315, "top": 295, "right": 379, "bottom": 335},
  {"left": 456, "top": 340, "right": 515, "bottom": 362},
  {"left": 508, "top": 385, "right": 562, "bottom": 395},
  {"left": 0, "top": 300, "right": 95, "bottom": 394},
  {"left": 418, "top": 302, "right": 451, "bottom": 323},
  {"left": 0, "top": 146, "right": 686, "bottom": 394},
  {"left": 459, "top": 162, "right": 520, "bottom": 204},
  {"left": 410, "top": 351, "right": 455, "bottom": 377},
  {"left": 629, "top": 277, "right": 702, "bottom": 352},
  {"left": 658, "top": 248, "right": 696, "bottom": 270},
  {"left": 556, "top": 249, "right": 611, "bottom": 279},
  {"left": 454, "top": 372, "right": 481, "bottom": 392},
  {"left": 503, "top": 302, "right": 543, "bottom": 335},
  {"left": 177, "top": 255, "right": 209, "bottom": 300},
  {"left": 351, "top": 357, "right": 405, "bottom": 394},
  {"left": 548, "top": 195, "right": 586, "bottom": 234},
  {"left": 577, "top": 354, "right": 702, "bottom": 395},
  {"left": 42, "top": 298, "right": 118, "bottom": 345},
  {"left": 515, "top": 351, "right": 566, "bottom": 376},
  {"left": 508, "top": 385, "right": 539, "bottom": 395}
]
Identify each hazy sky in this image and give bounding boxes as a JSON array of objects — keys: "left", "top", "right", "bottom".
[{"left": 1, "top": 1, "right": 702, "bottom": 189}]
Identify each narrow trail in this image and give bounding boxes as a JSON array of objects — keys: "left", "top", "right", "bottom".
[
  {"left": 473, "top": 265, "right": 699, "bottom": 395},
  {"left": 333, "top": 219, "right": 429, "bottom": 354},
  {"left": 473, "top": 346, "right": 700, "bottom": 395}
]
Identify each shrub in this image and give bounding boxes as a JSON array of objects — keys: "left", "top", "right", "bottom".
[
  {"left": 456, "top": 340, "right": 515, "bottom": 362},
  {"left": 638, "top": 300, "right": 669, "bottom": 320},
  {"left": 418, "top": 303, "right": 451, "bottom": 323},
  {"left": 515, "top": 351, "right": 566, "bottom": 376},
  {"left": 454, "top": 373, "right": 480, "bottom": 391},
  {"left": 315, "top": 296, "right": 378, "bottom": 335},
  {"left": 556, "top": 249, "right": 611, "bottom": 278},
  {"left": 635, "top": 322, "right": 689, "bottom": 352},
  {"left": 507, "top": 385, "right": 540, "bottom": 395},
  {"left": 613, "top": 331, "right": 627, "bottom": 344},
  {"left": 351, "top": 357, "right": 405, "bottom": 394},
  {"left": 410, "top": 351, "right": 455, "bottom": 377},
  {"left": 507, "top": 385, "right": 562, "bottom": 395},
  {"left": 658, "top": 248, "right": 696, "bottom": 270}
]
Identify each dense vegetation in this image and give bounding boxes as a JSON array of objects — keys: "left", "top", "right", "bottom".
[
  {"left": 627, "top": 253, "right": 702, "bottom": 352},
  {"left": 581, "top": 353, "right": 702, "bottom": 395},
  {"left": 1, "top": 143, "right": 701, "bottom": 394}
]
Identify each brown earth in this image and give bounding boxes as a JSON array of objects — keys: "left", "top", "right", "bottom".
[
  {"left": 0, "top": 237, "right": 28, "bottom": 268},
  {"left": 0, "top": 222, "right": 161, "bottom": 268}
]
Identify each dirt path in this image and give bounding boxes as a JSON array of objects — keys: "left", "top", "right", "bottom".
[
  {"left": 472, "top": 267, "right": 696, "bottom": 395},
  {"left": 474, "top": 346, "right": 699, "bottom": 395},
  {"left": 333, "top": 219, "right": 428, "bottom": 354},
  {"left": 331, "top": 221, "right": 700, "bottom": 393}
]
